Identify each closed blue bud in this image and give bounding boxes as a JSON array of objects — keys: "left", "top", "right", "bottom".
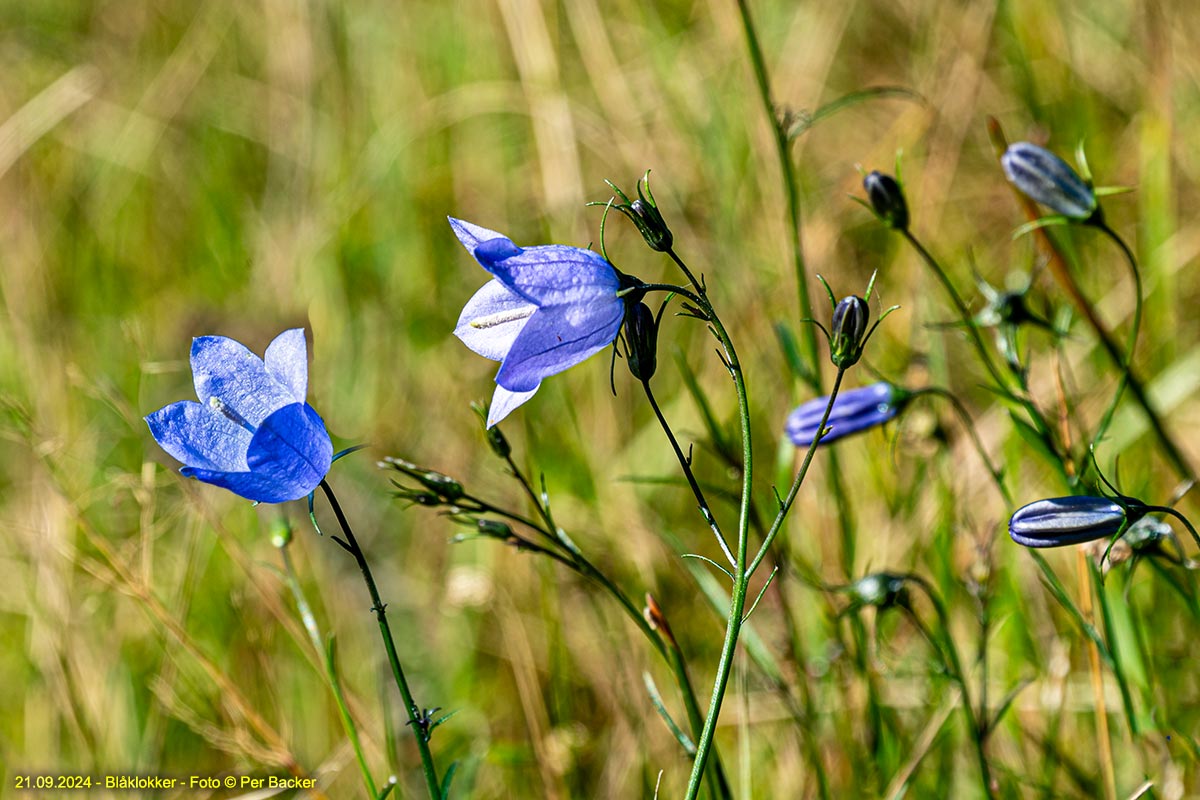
[
  {"left": 830, "top": 295, "right": 869, "bottom": 368},
  {"left": 1001, "top": 142, "right": 1098, "bottom": 221},
  {"left": 1008, "top": 496, "right": 1144, "bottom": 548},
  {"left": 785, "top": 382, "right": 901, "bottom": 447}
]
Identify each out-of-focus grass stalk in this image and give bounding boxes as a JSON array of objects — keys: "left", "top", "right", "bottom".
[{"left": 276, "top": 529, "right": 377, "bottom": 798}]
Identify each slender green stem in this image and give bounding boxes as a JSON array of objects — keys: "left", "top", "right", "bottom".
[
  {"left": 748, "top": 368, "right": 846, "bottom": 577},
  {"left": 319, "top": 481, "right": 441, "bottom": 800},
  {"left": 642, "top": 378, "right": 736, "bottom": 565},
  {"left": 900, "top": 230, "right": 1010, "bottom": 397},
  {"left": 911, "top": 387, "right": 1012, "bottom": 505},
  {"left": 498, "top": 455, "right": 731, "bottom": 798},
  {"left": 685, "top": 362, "right": 844, "bottom": 799},
  {"left": 670, "top": 246, "right": 755, "bottom": 800},
  {"left": 279, "top": 538, "right": 377, "bottom": 799},
  {"left": 1089, "top": 225, "right": 1145, "bottom": 455},
  {"left": 1077, "top": 223, "right": 1194, "bottom": 484}
]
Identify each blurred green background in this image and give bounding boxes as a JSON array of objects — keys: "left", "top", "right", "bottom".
[{"left": 3, "top": 0, "right": 1200, "bottom": 797}]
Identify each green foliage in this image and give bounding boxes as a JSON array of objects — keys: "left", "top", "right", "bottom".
[{"left": 3, "top": 1, "right": 1200, "bottom": 797}]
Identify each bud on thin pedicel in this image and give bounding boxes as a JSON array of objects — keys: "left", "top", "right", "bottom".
[
  {"left": 1001, "top": 142, "right": 1098, "bottom": 222},
  {"left": 1008, "top": 495, "right": 1142, "bottom": 548},
  {"left": 623, "top": 301, "right": 659, "bottom": 381},
  {"left": 863, "top": 171, "right": 909, "bottom": 230},
  {"left": 608, "top": 171, "right": 673, "bottom": 252},
  {"left": 830, "top": 295, "right": 869, "bottom": 368}
]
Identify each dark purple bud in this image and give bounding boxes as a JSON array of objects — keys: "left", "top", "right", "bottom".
[
  {"left": 1001, "top": 142, "right": 1098, "bottom": 221},
  {"left": 1008, "top": 496, "right": 1142, "bottom": 548},
  {"left": 830, "top": 295, "right": 870, "bottom": 368},
  {"left": 863, "top": 171, "right": 909, "bottom": 230},
  {"left": 785, "top": 382, "right": 901, "bottom": 447},
  {"left": 623, "top": 301, "right": 658, "bottom": 381}
]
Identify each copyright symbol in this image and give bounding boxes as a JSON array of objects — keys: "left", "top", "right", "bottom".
[{"left": 225, "top": 776, "right": 237, "bottom": 788}]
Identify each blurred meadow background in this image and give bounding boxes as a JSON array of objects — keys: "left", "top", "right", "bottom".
[{"left": 4, "top": 0, "right": 1200, "bottom": 797}]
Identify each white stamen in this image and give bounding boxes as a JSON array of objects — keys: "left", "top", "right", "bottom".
[
  {"left": 209, "top": 396, "right": 257, "bottom": 433},
  {"left": 469, "top": 306, "right": 536, "bottom": 330}
]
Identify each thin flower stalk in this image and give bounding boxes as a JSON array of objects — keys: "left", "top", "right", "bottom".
[{"left": 318, "top": 480, "right": 441, "bottom": 799}]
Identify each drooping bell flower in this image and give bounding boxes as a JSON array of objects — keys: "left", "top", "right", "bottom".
[{"left": 450, "top": 217, "right": 629, "bottom": 427}]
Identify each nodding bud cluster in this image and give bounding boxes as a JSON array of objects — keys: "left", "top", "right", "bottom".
[
  {"left": 863, "top": 171, "right": 908, "bottom": 230},
  {"left": 623, "top": 301, "right": 659, "bottom": 381},
  {"left": 1001, "top": 142, "right": 1098, "bottom": 222},
  {"left": 1008, "top": 495, "right": 1144, "bottom": 548},
  {"left": 609, "top": 173, "right": 673, "bottom": 252},
  {"left": 830, "top": 295, "right": 869, "bottom": 368},
  {"left": 380, "top": 456, "right": 465, "bottom": 502}
]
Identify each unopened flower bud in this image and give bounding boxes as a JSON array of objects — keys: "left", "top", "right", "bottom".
[
  {"left": 863, "top": 171, "right": 909, "bottom": 230},
  {"left": 476, "top": 519, "right": 515, "bottom": 539},
  {"left": 608, "top": 172, "right": 673, "bottom": 252},
  {"left": 1001, "top": 142, "right": 1098, "bottom": 221},
  {"left": 623, "top": 301, "right": 658, "bottom": 381},
  {"left": 269, "top": 516, "right": 293, "bottom": 549},
  {"left": 830, "top": 295, "right": 869, "bottom": 368},
  {"left": 1008, "top": 495, "right": 1143, "bottom": 548},
  {"left": 485, "top": 424, "right": 511, "bottom": 458}
]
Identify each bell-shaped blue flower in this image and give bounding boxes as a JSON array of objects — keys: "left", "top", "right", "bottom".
[
  {"left": 145, "top": 328, "right": 333, "bottom": 503},
  {"left": 450, "top": 217, "right": 627, "bottom": 427},
  {"left": 785, "top": 382, "right": 901, "bottom": 447}
]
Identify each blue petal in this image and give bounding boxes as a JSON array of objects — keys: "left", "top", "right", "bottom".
[
  {"left": 494, "top": 298, "right": 625, "bottom": 392},
  {"left": 448, "top": 217, "right": 508, "bottom": 251},
  {"left": 454, "top": 279, "right": 538, "bottom": 361},
  {"left": 182, "top": 403, "right": 331, "bottom": 503},
  {"left": 179, "top": 467, "right": 304, "bottom": 504},
  {"left": 191, "top": 336, "right": 297, "bottom": 427},
  {"left": 488, "top": 384, "right": 539, "bottom": 428},
  {"left": 480, "top": 244, "right": 620, "bottom": 308},
  {"left": 145, "top": 400, "right": 251, "bottom": 471},
  {"left": 264, "top": 328, "right": 309, "bottom": 403}
]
